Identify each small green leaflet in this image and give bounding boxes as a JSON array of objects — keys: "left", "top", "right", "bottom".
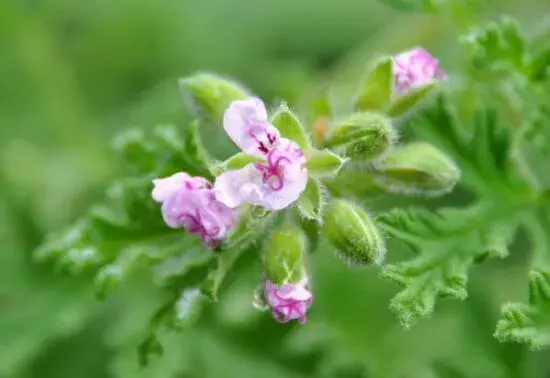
[
  {"left": 378, "top": 204, "right": 519, "bottom": 328},
  {"left": 495, "top": 207, "right": 550, "bottom": 349},
  {"left": 410, "top": 94, "right": 527, "bottom": 196},
  {"left": 462, "top": 16, "right": 527, "bottom": 75}
]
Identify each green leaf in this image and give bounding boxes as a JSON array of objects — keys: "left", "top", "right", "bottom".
[
  {"left": 386, "top": 81, "right": 436, "bottom": 118},
  {"left": 271, "top": 103, "right": 310, "bottom": 151},
  {"left": 410, "top": 94, "right": 527, "bottom": 196},
  {"left": 152, "top": 245, "right": 215, "bottom": 289},
  {"left": 297, "top": 178, "right": 325, "bottom": 222},
  {"left": 354, "top": 57, "right": 394, "bottom": 111},
  {"left": 495, "top": 207, "right": 550, "bottom": 349},
  {"left": 34, "top": 123, "right": 217, "bottom": 291},
  {"left": 516, "top": 105, "right": 550, "bottom": 190},
  {"left": 112, "top": 124, "right": 214, "bottom": 178},
  {"left": 94, "top": 237, "right": 189, "bottom": 299},
  {"left": 138, "top": 289, "right": 206, "bottom": 367},
  {"left": 201, "top": 247, "right": 247, "bottom": 302},
  {"left": 306, "top": 149, "right": 347, "bottom": 178},
  {"left": 495, "top": 270, "right": 550, "bottom": 350},
  {"left": 462, "top": 16, "right": 527, "bottom": 75},
  {"left": 378, "top": 204, "right": 520, "bottom": 327}
]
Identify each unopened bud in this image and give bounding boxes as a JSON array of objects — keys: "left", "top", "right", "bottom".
[
  {"left": 264, "top": 223, "right": 308, "bottom": 285},
  {"left": 179, "top": 73, "right": 249, "bottom": 124},
  {"left": 322, "top": 199, "right": 386, "bottom": 266},
  {"left": 324, "top": 112, "right": 394, "bottom": 162},
  {"left": 373, "top": 142, "right": 460, "bottom": 196}
]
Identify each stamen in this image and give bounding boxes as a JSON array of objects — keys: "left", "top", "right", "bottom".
[{"left": 254, "top": 150, "right": 292, "bottom": 191}]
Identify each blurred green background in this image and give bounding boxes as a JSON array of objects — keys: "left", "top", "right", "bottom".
[{"left": 3, "top": 0, "right": 550, "bottom": 377}]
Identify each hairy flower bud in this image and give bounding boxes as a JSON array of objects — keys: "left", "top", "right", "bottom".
[
  {"left": 373, "top": 142, "right": 460, "bottom": 196},
  {"left": 179, "top": 73, "right": 249, "bottom": 124},
  {"left": 322, "top": 199, "right": 386, "bottom": 266},
  {"left": 324, "top": 113, "right": 394, "bottom": 162},
  {"left": 264, "top": 223, "right": 308, "bottom": 285}
]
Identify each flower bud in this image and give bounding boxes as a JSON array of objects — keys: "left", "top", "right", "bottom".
[
  {"left": 264, "top": 278, "right": 312, "bottom": 324},
  {"left": 322, "top": 199, "right": 386, "bottom": 266},
  {"left": 264, "top": 223, "right": 308, "bottom": 285},
  {"left": 324, "top": 112, "right": 394, "bottom": 162},
  {"left": 373, "top": 142, "right": 460, "bottom": 196},
  {"left": 179, "top": 73, "right": 249, "bottom": 124}
]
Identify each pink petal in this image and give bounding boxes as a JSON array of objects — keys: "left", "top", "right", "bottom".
[
  {"left": 213, "top": 165, "right": 265, "bottom": 209},
  {"left": 254, "top": 139, "right": 308, "bottom": 211},
  {"left": 152, "top": 172, "right": 236, "bottom": 248},
  {"left": 263, "top": 279, "right": 312, "bottom": 324},
  {"left": 152, "top": 173, "right": 210, "bottom": 203},
  {"left": 223, "top": 97, "right": 280, "bottom": 158},
  {"left": 392, "top": 47, "right": 446, "bottom": 94}
]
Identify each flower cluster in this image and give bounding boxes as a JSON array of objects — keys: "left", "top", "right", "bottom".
[
  {"left": 152, "top": 97, "right": 310, "bottom": 323},
  {"left": 151, "top": 47, "right": 446, "bottom": 325}
]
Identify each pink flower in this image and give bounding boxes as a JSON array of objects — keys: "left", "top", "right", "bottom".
[
  {"left": 152, "top": 172, "right": 237, "bottom": 249},
  {"left": 392, "top": 47, "right": 446, "bottom": 94},
  {"left": 214, "top": 98, "right": 308, "bottom": 211},
  {"left": 264, "top": 278, "right": 312, "bottom": 324}
]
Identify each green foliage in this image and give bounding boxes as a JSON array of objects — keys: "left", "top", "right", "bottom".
[
  {"left": 379, "top": 204, "right": 519, "bottom": 327},
  {"left": 462, "top": 16, "right": 528, "bottom": 76},
  {"left": 6, "top": 1, "right": 550, "bottom": 377}
]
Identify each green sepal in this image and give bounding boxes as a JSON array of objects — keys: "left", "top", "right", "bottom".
[
  {"left": 297, "top": 178, "right": 325, "bottom": 222},
  {"left": 271, "top": 103, "right": 310, "bottom": 151},
  {"left": 306, "top": 149, "right": 347, "bottom": 178},
  {"left": 354, "top": 56, "right": 394, "bottom": 111},
  {"left": 386, "top": 81, "right": 436, "bottom": 118},
  {"left": 179, "top": 72, "right": 249, "bottom": 124}
]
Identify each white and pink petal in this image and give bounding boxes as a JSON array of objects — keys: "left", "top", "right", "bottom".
[{"left": 223, "top": 97, "right": 280, "bottom": 157}]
